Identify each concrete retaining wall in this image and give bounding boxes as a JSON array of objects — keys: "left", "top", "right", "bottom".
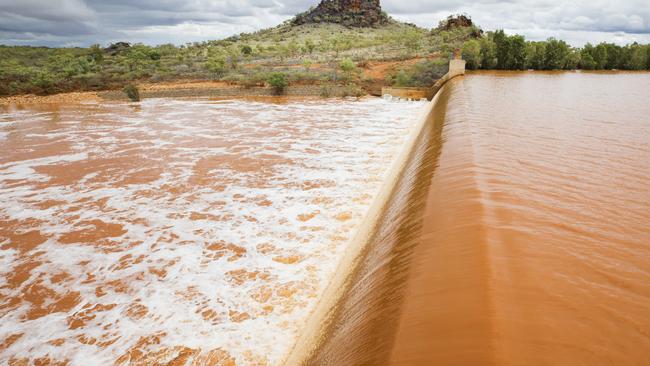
[{"left": 427, "top": 59, "right": 466, "bottom": 99}]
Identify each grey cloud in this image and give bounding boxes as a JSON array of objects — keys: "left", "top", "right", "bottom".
[
  {"left": 0, "top": 0, "right": 95, "bottom": 22},
  {"left": 0, "top": 0, "right": 649, "bottom": 47},
  {"left": 0, "top": 12, "right": 95, "bottom": 35}
]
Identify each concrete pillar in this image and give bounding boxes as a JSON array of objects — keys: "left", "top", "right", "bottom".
[{"left": 449, "top": 59, "right": 466, "bottom": 75}]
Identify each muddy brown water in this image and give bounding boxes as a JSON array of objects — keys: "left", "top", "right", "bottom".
[
  {"left": 0, "top": 97, "right": 427, "bottom": 365},
  {"left": 308, "top": 72, "right": 650, "bottom": 365}
]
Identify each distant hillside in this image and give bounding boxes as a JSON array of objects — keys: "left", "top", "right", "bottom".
[{"left": 0, "top": 11, "right": 482, "bottom": 97}]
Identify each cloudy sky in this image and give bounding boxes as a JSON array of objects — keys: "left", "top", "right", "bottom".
[{"left": 0, "top": 0, "right": 649, "bottom": 47}]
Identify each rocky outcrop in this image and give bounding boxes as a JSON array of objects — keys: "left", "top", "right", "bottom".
[
  {"left": 104, "top": 42, "right": 131, "bottom": 55},
  {"left": 437, "top": 15, "right": 474, "bottom": 31},
  {"left": 292, "top": 0, "right": 389, "bottom": 28},
  {"left": 436, "top": 15, "right": 482, "bottom": 38}
]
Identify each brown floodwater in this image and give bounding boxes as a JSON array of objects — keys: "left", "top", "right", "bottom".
[
  {"left": 0, "top": 97, "right": 427, "bottom": 365},
  {"left": 308, "top": 72, "right": 650, "bottom": 365}
]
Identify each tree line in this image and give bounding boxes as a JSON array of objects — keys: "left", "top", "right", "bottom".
[{"left": 462, "top": 30, "right": 650, "bottom": 71}]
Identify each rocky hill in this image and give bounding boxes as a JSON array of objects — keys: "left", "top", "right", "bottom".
[{"left": 292, "top": 0, "right": 389, "bottom": 28}]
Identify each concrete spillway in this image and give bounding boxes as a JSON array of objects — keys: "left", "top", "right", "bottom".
[{"left": 285, "top": 59, "right": 466, "bottom": 365}]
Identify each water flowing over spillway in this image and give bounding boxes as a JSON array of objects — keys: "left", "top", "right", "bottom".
[
  {"left": 0, "top": 97, "right": 427, "bottom": 365},
  {"left": 308, "top": 72, "right": 650, "bottom": 365}
]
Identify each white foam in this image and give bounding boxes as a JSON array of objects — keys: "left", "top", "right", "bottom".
[{"left": 0, "top": 98, "right": 426, "bottom": 365}]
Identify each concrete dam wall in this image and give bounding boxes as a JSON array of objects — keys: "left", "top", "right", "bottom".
[{"left": 284, "top": 59, "right": 466, "bottom": 365}]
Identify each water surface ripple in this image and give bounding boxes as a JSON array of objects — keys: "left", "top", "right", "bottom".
[{"left": 311, "top": 72, "right": 650, "bottom": 365}]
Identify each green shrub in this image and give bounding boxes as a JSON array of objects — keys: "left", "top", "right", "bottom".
[
  {"left": 241, "top": 71, "right": 267, "bottom": 88},
  {"left": 462, "top": 40, "right": 481, "bottom": 70},
  {"left": 240, "top": 45, "right": 253, "bottom": 55},
  {"left": 393, "top": 70, "right": 412, "bottom": 87},
  {"left": 343, "top": 84, "right": 365, "bottom": 98},
  {"left": 31, "top": 72, "right": 57, "bottom": 94},
  {"left": 340, "top": 58, "right": 356, "bottom": 73},
  {"left": 205, "top": 56, "right": 227, "bottom": 77},
  {"left": 123, "top": 84, "right": 140, "bottom": 102},
  {"left": 267, "top": 72, "right": 288, "bottom": 95}
]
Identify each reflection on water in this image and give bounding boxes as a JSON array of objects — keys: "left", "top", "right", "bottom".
[
  {"left": 311, "top": 72, "right": 650, "bottom": 365},
  {"left": 0, "top": 97, "right": 426, "bottom": 365}
]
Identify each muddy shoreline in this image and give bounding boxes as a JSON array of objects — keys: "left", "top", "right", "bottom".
[{"left": 0, "top": 81, "right": 365, "bottom": 107}]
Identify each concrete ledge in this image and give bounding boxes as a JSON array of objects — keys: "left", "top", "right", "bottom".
[
  {"left": 381, "top": 86, "right": 429, "bottom": 100},
  {"left": 98, "top": 85, "right": 353, "bottom": 101}
]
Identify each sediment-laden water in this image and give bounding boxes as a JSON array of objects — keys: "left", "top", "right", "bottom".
[
  {"left": 0, "top": 97, "right": 427, "bottom": 365},
  {"left": 309, "top": 72, "right": 650, "bottom": 365}
]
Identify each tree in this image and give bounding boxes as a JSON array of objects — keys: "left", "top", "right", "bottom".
[
  {"left": 579, "top": 44, "right": 596, "bottom": 70},
  {"left": 89, "top": 44, "right": 104, "bottom": 64},
  {"left": 593, "top": 44, "right": 608, "bottom": 69},
  {"left": 525, "top": 42, "right": 546, "bottom": 70},
  {"left": 544, "top": 38, "right": 569, "bottom": 70},
  {"left": 305, "top": 39, "right": 316, "bottom": 55},
  {"left": 579, "top": 49, "right": 597, "bottom": 70},
  {"left": 564, "top": 49, "right": 581, "bottom": 70},
  {"left": 491, "top": 31, "right": 526, "bottom": 70},
  {"left": 494, "top": 30, "right": 511, "bottom": 69},
  {"left": 509, "top": 35, "right": 526, "bottom": 70},
  {"left": 628, "top": 43, "right": 647, "bottom": 70},
  {"left": 604, "top": 43, "right": 623, "bottom": 69},
  {"left": 479, "top": 36, "right": 497, "bottom": 69},
  {"left": 267, "top": 72, "right": 288, "bottom": 95},
  {"left": 462, "top": 39, "right": 481, "bottom": 70},
  {"left": 123, "top": 46, "right": 152, "bottom": 74},
  {"left": 206, "top": 52, "right": 227, "bottom": 77}
]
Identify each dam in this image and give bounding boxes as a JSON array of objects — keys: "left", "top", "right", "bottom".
[{"left": 1, "top": 67, "right": 649, "bottom": 365}]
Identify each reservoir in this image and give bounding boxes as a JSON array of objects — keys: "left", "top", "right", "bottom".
[{"left": 308, "top": 72, "right": 650, "bottom": 365}]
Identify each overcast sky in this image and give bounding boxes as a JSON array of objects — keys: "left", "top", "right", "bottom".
[{"left": 1, "top": 0, "right": 649, "bottom": 47}]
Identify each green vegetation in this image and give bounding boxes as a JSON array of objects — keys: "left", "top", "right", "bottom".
[
  {"left": 463, "top": 30, "right": 650, "bottom": 71},
  {"left": 123, "top": 84, "right": 140, "bottom": 101},
  {"left": 267, "top": 72, "right": 289, "bottom": 94},
  {"left": 0, "top": 19, "right": 478, "bottom": 96},
  {"left": 390, "top": 59, "right": 448, "bottom": 87}
]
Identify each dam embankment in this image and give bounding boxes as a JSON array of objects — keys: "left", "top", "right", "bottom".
[
  {"left": 286, "top": 61, "right": 467, "bottom": 365},
  {"left": 296, "top": 71, "right": 650, "bottom": 365}
]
